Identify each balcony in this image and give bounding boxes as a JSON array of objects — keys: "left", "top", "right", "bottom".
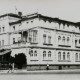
[
  {"left": 11, "top": 42, "right": 30, "bottom": 48},
  {"left": 0, "top": 45, "right": 11, "bottom": 49}
]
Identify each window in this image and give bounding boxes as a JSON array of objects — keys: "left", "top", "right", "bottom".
[
  {"left": 13, "top": 26, "right": 15, "bottom": 30},
  {"left": 0, "top": 41, "right": 1, "bottom": 47},
  {"left": 33, "top": 30, "right": 37, "bottom": 43},
  {"left": 63, "top": 52, "right": 65, "bottom": 60},
  {"left": 58, "top": 36, "right": 61, "bottom": 42},
  {"left": 67, "top": 37, "right": 70, "bottom": 44},
  {"left": 58, "top": 52, "right": 61, "bottom": 60},
  {"left": 29, "top": 30, "right": 32, "bottom": 42},
  {"left": 2, "top": 27, "right": 5, "bottom": 32},
  {"left": 67, "top": 52, "right": 70, "bottom": 60},
  {"left": 79, "top": 53, "right": 80, "bottom": 61},
  {"left": 75, "top": 53, "right": 78, "bottom": 61},
  {"left": 13, "top": 38, "right": 15, "bottom": 44},
  {"left": 75, "top": 40, "right": 77, "bottom": 46},
  {"left": 48, "top": 36, "right": 51, "bottom": 44},
  {"left": 30, "top": 50, "right": 33, "bottom": 56},
  {"left": 79, "top": 39, "right": 80, "bottom": 44},
  {"left": 34, "top": 51, "right": 37, "bottom": 56},
  {"left": 0, "top": 27, "right": 1, "bottom": 32},
  {"left": 43, "top": 51, "right": 46, "bottom": 58},
  {"left": 2, "top": 40, "right": 4, "bottom": 46},
  {"left": 43, "top": 34, "right": 46, "bottom": 44},
  {"left": 48, "top": 51, "right": 51, "bottom": 57},
  {"left": 63, "top": 36, "right": 65, "bottom": 44}
]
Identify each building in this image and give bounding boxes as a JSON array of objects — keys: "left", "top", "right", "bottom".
[{"left": 0, "top": 12, "right": 80, "bottom": 70}]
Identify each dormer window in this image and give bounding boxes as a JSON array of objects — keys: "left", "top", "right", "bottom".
[{"left": 31, "top": 21, "right": 33, "bottom": 23}]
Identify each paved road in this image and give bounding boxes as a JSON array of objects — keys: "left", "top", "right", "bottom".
[
  {"left": 0, "top": 73, "right": 80, "bottom": 80},
  {"left": 0, "top": 70, "right": 80, "bottom": 80}
]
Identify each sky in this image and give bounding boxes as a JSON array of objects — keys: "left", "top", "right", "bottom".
[{"left": 0, "top": 0, "right": 80, "bottom": 22}]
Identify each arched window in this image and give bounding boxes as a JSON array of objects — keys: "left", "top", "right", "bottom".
[
  {"left": 75, "top": 53, "right": 78, "bottom": 61},
  {"left": 43, "top": 51, "right": 46, "bottom": 58},
  {"left": 48, "top": 51, "right": 51, "bottom": 57},
  {"left": 63, "top": 36, "right": 65, "bottom": 41},
  {"left": 63, "top": 52, "right": 65, "bottom": 60},
  {"left": 58, "top": 52, "right": 61, "bottom": 60},
  {"left": 34, "top": 50, "right": 37, "bottom": 56},
  {"left": 63, "top": 36, "right": 65, "bottom": 44},
  {"left": 30, "top": 50, "right": 33, "bottom": 56},
  {"left": 67, "top": 52, "right": 70, "bottom": 60},
  {"left": 58, "top": 36, "right": 61, "bottom": 43}
]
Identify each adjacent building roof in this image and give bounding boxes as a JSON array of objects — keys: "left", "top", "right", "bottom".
[{"left": 0, "top": 13, "right": 22, "bottom": 18}]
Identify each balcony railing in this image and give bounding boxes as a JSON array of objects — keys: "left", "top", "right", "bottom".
[
  {"left": 11, "top": 42, "right": 30, "bottom": 48},
  {"left": 0, "top": 45, "right": 11, "bottom": 49}
]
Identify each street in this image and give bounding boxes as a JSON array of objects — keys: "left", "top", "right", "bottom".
[{"left": 0, "top": 73, "right": 80, "bottom": 80}]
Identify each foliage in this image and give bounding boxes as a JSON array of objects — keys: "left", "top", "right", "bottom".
[{"left": 14, "top": 53, "right": 27, "bottom": 69}]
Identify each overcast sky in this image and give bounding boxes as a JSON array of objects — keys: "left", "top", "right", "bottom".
[{"left": 0, "top": 0, "right": 80, "bottom": 22}]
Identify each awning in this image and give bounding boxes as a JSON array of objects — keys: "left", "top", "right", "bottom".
[{"left": 0, "top": 49, "right": 11, "bottom": 56}]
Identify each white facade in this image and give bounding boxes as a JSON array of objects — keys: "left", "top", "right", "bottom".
[{"left": 0, "top": 13, "right": 80, "bottom": 70}]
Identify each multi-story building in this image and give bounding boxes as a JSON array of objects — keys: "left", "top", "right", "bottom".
[{"left": 0, "top": 12, "right": 80, "bottom": 70}]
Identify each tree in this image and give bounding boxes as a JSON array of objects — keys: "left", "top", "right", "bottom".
[{"left": 14, "top": 53, "right": 27, "bottom": 69}]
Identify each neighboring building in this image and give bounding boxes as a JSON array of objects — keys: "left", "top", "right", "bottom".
[{"left": 0, "top": 12, "right": 80, "bottom": 70}]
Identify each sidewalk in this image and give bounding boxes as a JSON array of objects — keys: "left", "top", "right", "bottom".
[{"left": 1, "top": 69, "right": 80, "bottom": 74}]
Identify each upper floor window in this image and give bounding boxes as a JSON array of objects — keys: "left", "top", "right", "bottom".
[
  {"left": 75, "top": 40, "right": 77, "bottom": 46},
  {"left": 13, "top": 26, "right": 15, "bottom": 30},
  {"left": 28, "top": 30, "right": 32, "bottom": 42},
  {"left": 2, "top": 40, "right": 4, "bottom": 46},
  {"left": 75, "top": 53, "right": 78, "bottom": 61},
  {"left": 58, "top": 52, "right": 61, "bottom": 60},
  {"left": 43, "top": 51, "right": 46, "bottom": 58},
  {"left": 79, "top": 39, "right": 80, "bottom": 44},
  {"left": 63, "top": 36, "right": 65, "bottom": 44},
  {"left": 48, "top": 51, "right": 51, "bottom": 57},
  {"left": 33, "top": 30, "right": 37, "bottom": 43},
  {"left": 30, "top": 50, "right": 33, "bottom": 57},
  {"left": 13, "top": 38, "right": 15, "bottom": 44},
  {"left": 0, "top": 41, "right": 1, "bottom": 47},
  {"left": 63, "top": 52, "right": 65, "bottom": 60},
  {"left": 58, "top": 36, "right": 61, "bottom": 42},
  {"left": 67, "top": 52, "right": 70, "bottom": 60},
  {"left": 48, "top": 36, "right": 51, "bottom": 44},
  {"left": 34, "top": 50, "right": 37, "bottom": 56},
  {"left": 0, "top": 27, "right": 1, "bottom": 32},
  {"left": 67, "top": 37, "right": 70, "bottom": 44},
  {"left": 2, "top": 27, "right": 5, "bottom": 32},
  {"left": 43, "top": 34, "right": 46, "bottom": 44}
]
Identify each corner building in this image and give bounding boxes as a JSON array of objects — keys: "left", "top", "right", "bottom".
[{"left": 0, "top": 13, "right": 80, "bottom": 70}]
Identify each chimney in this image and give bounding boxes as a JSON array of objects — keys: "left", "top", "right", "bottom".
[{"left": 18, "top": 12, "right": 22, "bottom": 16}]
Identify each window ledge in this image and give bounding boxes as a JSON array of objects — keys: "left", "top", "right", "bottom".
[
  {"left": 43, "top": 60, "right": 53, "bottom": 61},
  {"left": 43, "top": 43, "right": 53, "bottom": 46},
  {"left": 30, "top": 42, "right": 38, "bottom": 44},
  {"left": 58, "top": 44, "right": 71, "bottom": 47},
  {"left": 30, "top": 60, "right": 39, "bottom": 61},
  {"left": 58, "top": 60, "right": 71, "bottom": 62},
  {"left": 75, "top": 61, "right": 80, "bottom": 62}
]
